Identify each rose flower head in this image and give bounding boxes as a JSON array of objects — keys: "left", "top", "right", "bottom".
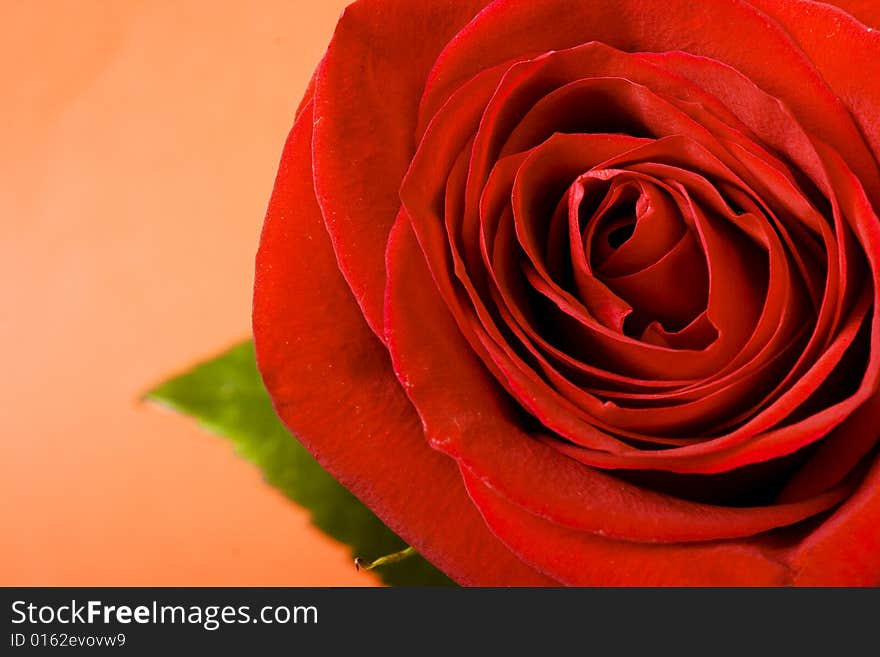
[{"left": 254, "top": 0, "right": 880, "bottom": 585}]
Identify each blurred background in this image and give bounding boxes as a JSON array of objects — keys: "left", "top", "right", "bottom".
[{"left": 0, "top": 0, "right": 380, "bottom": 585}]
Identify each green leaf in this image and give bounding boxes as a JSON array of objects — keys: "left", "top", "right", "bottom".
[{"left": 146, "top": 341, "right": 454, "bottom": 586}]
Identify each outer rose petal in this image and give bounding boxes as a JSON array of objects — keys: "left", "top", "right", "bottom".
[
  {"left": 826, "top": 0, "right": 880, "bottom": 29},
  {"left": 254, "top": 102, "right": 555, "bottom": 586},
  {"left": 312, "top": 0, "right": 488, "bottom": 337},
  {"left": 792, "top": 453, "right": 880, "bottom": 585},
  {"left": 824, "top": 0, "right": 880, "bottom": 29},
  {"left": 750, "top": 0, "right": 880, "bottom": 168},
  {"left": 462, "top": 471, "right": 792, "bottom": 586}
]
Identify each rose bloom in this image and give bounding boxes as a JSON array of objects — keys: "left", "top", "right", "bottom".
[{"left": 253, "top": 0, "right": 880, "bottom": 585}]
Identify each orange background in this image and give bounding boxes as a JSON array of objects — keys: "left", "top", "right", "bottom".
[{"left": 0, "top": 0, "right": 381, "bottom": 585}]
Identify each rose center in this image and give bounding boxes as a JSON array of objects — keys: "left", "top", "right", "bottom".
[
  {"left": 573, "top": 175, "right": 710, "bottom": 342},
  {"left": 606, "top": 222, "right": 636, "bottom": 249}
]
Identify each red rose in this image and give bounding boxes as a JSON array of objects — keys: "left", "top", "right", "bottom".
[{"left": 253, "top": 0, "right": 880, "bottom": 585}]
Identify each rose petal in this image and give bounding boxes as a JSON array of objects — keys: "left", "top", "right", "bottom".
[
  {"left": 386, "top": 214, "right": 852, "bottom": 542},
  {"left": 751, "top": 0, "right": 880, "bottom": 185},
  {"left": 254, "top": 102, "right": 554, "bottom": 586},
  {"left": 792, "top": 445, "right": 880, "bottom": 585},
  {"left": 312, "top": 0, "right": 488, "bottom": 337},
  {"left": 462, "top": 469, "right": 794, "bottom": 586},
  {"left": 421, "top": 0, "right": 879, "bottom": 197},
  {"left": 825, "top": 0, "right": 880, "bottom": 30}
]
